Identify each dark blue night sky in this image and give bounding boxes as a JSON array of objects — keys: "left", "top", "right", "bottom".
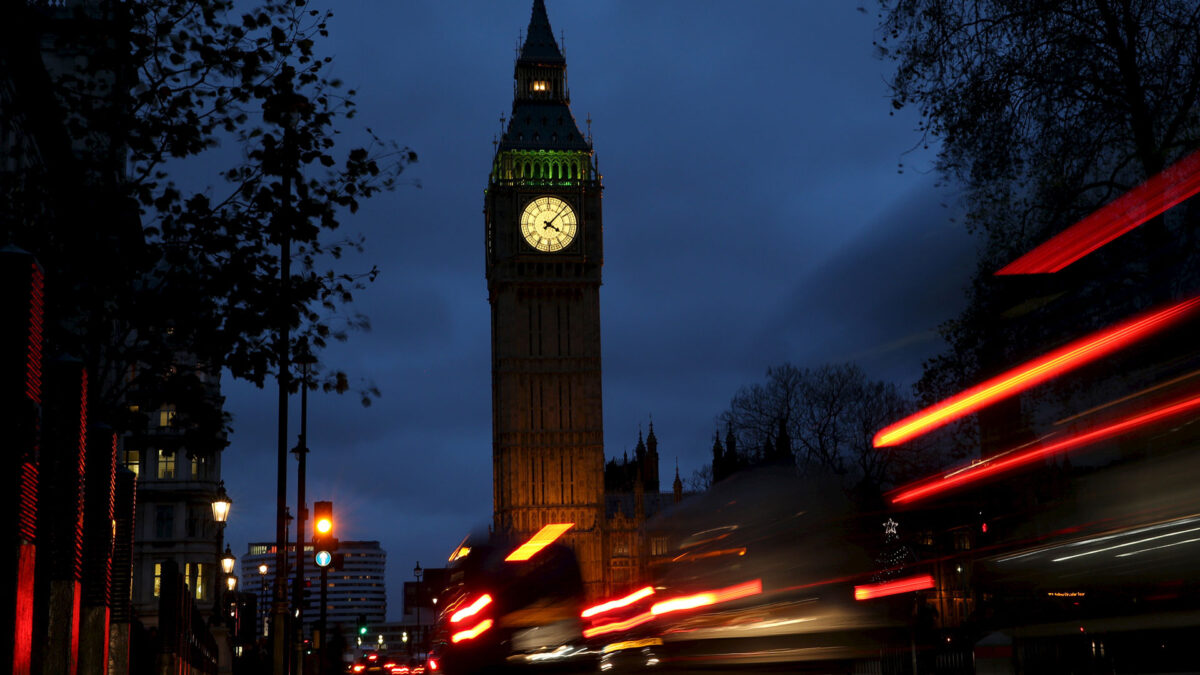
[{"left": 219, "top": 1, "right": 977, "bottom": 619}]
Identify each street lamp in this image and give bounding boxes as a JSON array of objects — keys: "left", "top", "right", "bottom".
[
  {"left": 211, "top": 483, "right": 232, "bottom": 622},
  {"left": 211, "top": 482, "right": 232, "bottom": 524},
  {"left": 259, "top": 564, "right": 269, "bottom": 640},
  {"left": 222, "top": 545, "right": 236, "bottom": 576}
]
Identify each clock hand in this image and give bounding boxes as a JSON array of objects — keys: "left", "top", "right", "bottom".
[
  {"left": 543, "top": 221, "right": 561, "bottom": 232},
  {"left": 547, "top": 201, "right": 570, "bottom": 224}
]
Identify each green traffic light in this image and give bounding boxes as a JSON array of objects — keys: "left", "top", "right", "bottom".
[{"left": 359, "top": 626, "right": 367, "bottom": 635}]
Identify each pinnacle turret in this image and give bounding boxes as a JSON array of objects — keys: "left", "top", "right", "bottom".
[{"left": 519, "top": 0, "right": 565, "bottom": 64}]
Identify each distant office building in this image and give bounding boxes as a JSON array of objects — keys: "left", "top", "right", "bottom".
[{"left": 240, "top": 540, "right": 387, "bottom": 638}]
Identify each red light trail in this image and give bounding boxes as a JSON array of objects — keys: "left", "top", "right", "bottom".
[
  {"left": 854, "top": 574, "right": 935, "bottom": 600},
  {"left": 582, "top": 586, "right": 655, "bottom": 618},
  {"left": 449, "top": 594, "right": 492, "bottom": 624},
  {"left": 998, "top": 147, "right": 1200, "bottom": 274},
  {"left": 890, "top": 391, "right": 1200, "bottom": 504},
  {"left": 451, "top": 618, "right": 493, "bottom": 643},
  {"left": 582, "top": 580, "right": 762, "bottom": 639},
  {"left": 872, "top": 295, "right": 1200, "bottom": 447}
]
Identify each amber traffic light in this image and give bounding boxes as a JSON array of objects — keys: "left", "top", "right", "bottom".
[{"left": 313, "top": 501, "right": 335, "bottom": 566}]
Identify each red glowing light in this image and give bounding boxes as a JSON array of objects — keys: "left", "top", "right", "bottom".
[
  {"left": 854, "top": 574, "right": 935, "bottom": 600},
  {"left": 582, "top": 580, "right": 763, "bottom": 638},
  {"left": 998, "top": 147, "right": 1200, "bottom": 275},
  {"left": 451, "top": 618, "right": 493, "bottom": 643},
  {"left": 873, "top": 296, "right": 1200, "bottom": 447},
  {"left": 505, "top": 523, "right": 574, "bottom": 562},
  {"left": 581, "top": 610, "right": 655, "bottom": 638},
  {"left": 890, "top": 391, "right": 1200, "bottom": 504},
  {"left": 428, "top": 659, "right": 438, "bottom": 672},
  {"left": 650, "top": 579, "right": 763, "bottom": 616},
  {"left": 352, "top": 666, "right": 365, "bottom": 673},
  {"left": 450, "top": 594, "right": 492, "bottom": 623},
  {"left": 582, "top": 586, "right": 655, "bottom": 618}
]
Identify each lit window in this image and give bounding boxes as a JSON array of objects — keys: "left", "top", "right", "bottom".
[
  {"left": 157, "top": 449, "right": 176, "bottom": 479},
  {"left": 531, "top": 80, "right": 548, "bottom": 92},
  {"left": 193, "top": 563, "right": 206, "bottom": 600},
  {"left": 159, "top": 405, "right": 176, "bottom": 427},
  {"left": 125, "top": 449, "right": 140, "bottom": 478},
  {"left": 154, "top": 563, "right": 162, "bottom": 597},
  {"left": 191, "top": 455, "right": 208, "bottom": 480}
]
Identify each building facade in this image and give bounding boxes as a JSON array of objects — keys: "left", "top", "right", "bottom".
[
  {"left": 123, "top": 367, "right": 227, "bottom": 628},
  {"left": 240, "top": 540, "right": 387, "bottom": 639},
  {"left": 486, "top": 0, "right": 607, "bottom": 599}
]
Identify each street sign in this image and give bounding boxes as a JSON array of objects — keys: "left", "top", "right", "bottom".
[{"left": 315, "top": 550, "right": 332, "bottom": 567}]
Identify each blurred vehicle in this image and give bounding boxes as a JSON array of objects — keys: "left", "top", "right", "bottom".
[
  {"left": 428, "top": 527, "right": 594, "bottom": 674},
  {"left": 584, "top": 467, "right": 914, "bottom": 672}
]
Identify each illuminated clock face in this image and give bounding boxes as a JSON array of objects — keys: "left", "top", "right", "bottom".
[{"left": 521, "top": 196, "right": 577, "bottom": 252}]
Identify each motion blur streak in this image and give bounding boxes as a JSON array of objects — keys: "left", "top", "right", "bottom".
[
  {"left": 890, "top": 391, "right": 1200, "bottom": 504},
  {"left": 1051, "top": 526, "right": 1200, "bottom": 562},
  {"left": 582, "top": 586, "right": 655, "bottom": 618},
  {"left": 1115, "top": 536, "right": 1200, "bottom": 558},
  {"left": 582, "top": 611, "right": 655, "bottom": 638},
  {"left": 854, "top": 574, "right": 935, "bottom": 600},
  {"left": 998, "top": 146, "right": 1200, "bottom": 274},
  {"left": 504, "top": 523, "right": 574, "bottom": 561},
  {"left": 450, "top": 618, "right": 493, "bottom": 644},
  {"left": 449, "top": 594, "right": 492, "bottom": 623},
  {"left": 650, "top": 579, "right": 763, "bottom": 615},
  {"left": 873, "top": 295, "right": 1200, "bottom": 447}
]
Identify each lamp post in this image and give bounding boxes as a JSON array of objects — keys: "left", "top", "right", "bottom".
[
  {"left": 212, "top": 483, "right": 232, "bottom": 619},
  {"left": 259, "top": 564, "right": 270, "bottom": 641},
  {"left": 264, "top": 85, "right": 310, "bottom": 675},
  {"left": 413, "top": 562, "right": 423, "bottom": 658}
]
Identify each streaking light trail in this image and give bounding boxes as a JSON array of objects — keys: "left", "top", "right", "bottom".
[
  {"left": 505, "top": 523, "right": 574, "bottom": 562},
  {"left": 890, "top": 391, "right": 1200, "bottom": 504},
  {"left": 449, "top": 594, "right": 492, "bottom": 624},
  {"left": 582, "top": 587, "right": 655, "bottom": 618},
  {"left": 854, "top": 575, "right": 935, "bottom": 600},
  {"left": 872, "top": 296, "right": 1200, "bottom": 447},
  {"left": 998, "top": 147, "right": 1200, "bottom": 274},
  {"left": 582, "top": 611, "right": 655, "bottom": 639},
  {"left": 650, "top": 580, "right": 763, "bottom": 615},
  {"left": 450, "top": 619, "right": 493, "bottom": 643},
  {"left": 582, "top": 580, "right": 763, "bottom": 638}
]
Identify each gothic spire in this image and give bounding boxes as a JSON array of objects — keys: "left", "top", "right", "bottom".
[{"left": 519, "top": 0, "right": 565, "bottom": 65}]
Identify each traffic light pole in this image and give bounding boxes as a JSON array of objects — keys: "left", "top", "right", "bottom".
[{"left": 318, "top": 566, "right": 328, "bottom": 675}]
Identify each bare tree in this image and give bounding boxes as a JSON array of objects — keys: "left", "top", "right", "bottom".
[{"left": 718, "top": 363, "right": 919, "bottom": 494}]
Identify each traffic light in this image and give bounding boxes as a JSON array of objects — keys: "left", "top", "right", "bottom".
[
  {"left": 357, "top": 614, "right": 368, "bottom": 636},
  {"left": 313, "top": 501, "right": 336, "bottom": 566},
  {"left": 314, "top": 501, "right": 333, "bottom": 539}
]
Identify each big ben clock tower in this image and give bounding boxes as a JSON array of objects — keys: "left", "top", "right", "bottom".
[{"left": 486, "top": 0, "right": 605, "bottom": 598}]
